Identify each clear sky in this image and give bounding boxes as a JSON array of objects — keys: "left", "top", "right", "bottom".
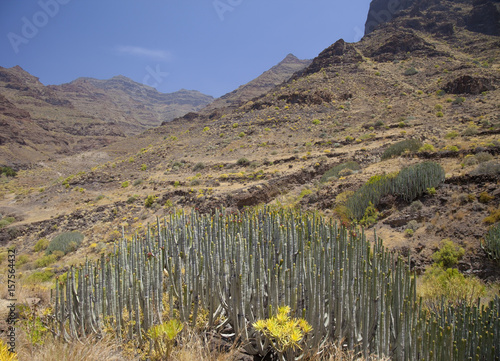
[{"left": 0, "top": 0, "right": 372, "bottom": 98}]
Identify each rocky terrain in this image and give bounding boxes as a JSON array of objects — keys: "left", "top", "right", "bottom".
[{"left": 0, "top": 0, "right": 499, "bottom": 313}]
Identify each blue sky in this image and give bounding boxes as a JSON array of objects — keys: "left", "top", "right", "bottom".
[{"left": 0, "top": 0, "right": 372, "bottom": 97}]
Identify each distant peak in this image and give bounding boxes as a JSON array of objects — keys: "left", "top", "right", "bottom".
[
  {"left": 111, "top": 75, "right": 131, "bottom": 81},
  {"left": 283, "top": 53, "right": 299, "bottom": 61}
]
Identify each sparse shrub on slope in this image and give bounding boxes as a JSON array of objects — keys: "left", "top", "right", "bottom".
[
  {"left": 46, "top": 231, "right": 84, "bottom": 255},
  {"left": 432, "top": 239, "right": 465, "bottom": 268},
  {"left": 470, "top": 161, "right": 500, "bottom": 176},
  {"left": 381, "top": 139, "right": 422, "bottom": 160},
  {"left": 320, "top": 161, "right": 360, "bottom": 183},
  {"left": 419, "top": 265, "right": 486, "bottom": 313},
  {"left": 0, "top": 166, "right": 17, "bottom": 177}
]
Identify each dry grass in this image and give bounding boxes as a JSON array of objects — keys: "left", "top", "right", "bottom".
[
  {"left": 15, "top": 333, "right": 128, "bottom": 361},
  {"left": 8, "top": 322, "right": 390, "bottom": 361}
]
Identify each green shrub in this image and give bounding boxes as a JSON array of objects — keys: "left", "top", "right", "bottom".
[
  {"left": 140, "top": 164, "right": 147, "bottom": 171},
  {"left": 483, "top": 223, "right": 500, "bottom": 262},
  {"left": 409, "top": 200, "right": 423, "bottom": 213},
  {"left": 0, "top": 166, "right": 17, "bottom": 177},
  {"left": 470, "top": 161, "right": 500, "bottom": 176},
  {"left": 193, "top": 162, "right": 205, "bottom": 172},
  {"left": 34, "top": 254, "right": 57, "bottom": 268},
  {"left": 236, "top": 158, "right": 250, "bottom": 166},
  {"left": 24, "top": 269, "right": 55, "bottom": 283},
  {"left": 121, "top": 181, "right": 130, "bottom": 188},
  {"left": 0, "top": 216, "right": 15, "bottom": 229},
  {"left": 419, "top": 265, "right": 485, "bottom": 313},
  {"left": 133, "top": 179, "right": 143, "bottom": 187},
  {"left": 462, "top": 125, "right": 478, "bottom": 136},
  {"left": 127, "top": 195, "right": 138, "bottom": 204},
  {"left": 404, "top": 67, "right": 418, "bottom": 76},
  {"left": 145, "top": 195, "right": 157, "bottom": 208},
  {"left": 432, "top": 239, "right": 465, "bottom": 268},
  {"left": 320, "top": 161, "right": 360, "bottom": 183},
  {"left": 33, "top": 238, "right": 49, "bottom": 252},
  {"left": 462, "top": 155, "right": 479, "bottom": 167},
  {"left": 445, "top": 131, "right": 459, "bottom": 139},
  {"left": 381, "top": 139, "right": 422, "bottom": 160},
  {"left": 484, "top": 208, "right": 500, "bottom": 224},
  {"left": 419, "top": 143, "right": 435, "bottom": 153},
  {"left": 46, "top": 232, "right": 84, "bottom": 256},
  {"left": 15, "top": 254, "right": 30, "bottom": 267},
  {"left": 479, "top": 192, "right": 494, "bottom": 204},
  {"left": 452, "top": 97, "right": 465, "bottom": 105},
  {"left": 475, "top": 152, "right": 493, "bottom": 163}
]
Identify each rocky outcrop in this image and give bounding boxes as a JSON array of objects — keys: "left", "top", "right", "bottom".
[
  {"left": 293, "top": 39, "right": 363, "bottom": 78},
  {"left": 467, "top": 0, "right": 500, "bottom": 35},
  {"left": 366, "top": 30, "right": 445, "bottom": 61},
  {"left": 444, "top": 75, "right": 496, "bottom": 95},
  {"left": 364, "top": 0, "right": 416, "bottom": 34}
]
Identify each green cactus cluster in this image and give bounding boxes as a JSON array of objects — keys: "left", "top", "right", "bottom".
[
  {"left": 52, "top": 207, "right": 499, "bottom": 360},
  {"left": 381, "top": 139, "right": 422, "bottom": 160},
  {"left": 346, "top": 162, "right": 445, "bottom": 220},
  {"left": 483, "top": 223, "right": 500, "bottom": 263}
]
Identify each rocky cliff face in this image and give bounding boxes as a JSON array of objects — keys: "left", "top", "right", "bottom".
[
  {"left": 365, "top": 0, "right": 500, "bottom": 36},
  {"left": 364, "top": 0, "right": 416, "bottom": 35}
]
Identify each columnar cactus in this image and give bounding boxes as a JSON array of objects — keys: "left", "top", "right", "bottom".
[{"left": 52, "top": 207, "right": 499, "bottom": 360}]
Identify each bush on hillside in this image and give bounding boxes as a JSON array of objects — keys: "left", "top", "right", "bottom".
[
  {"left": 46, "top": 231, "right": 84, "bottom": 256},
  {"left": 381, "top": 139, "right": 422, "bottom": 160},
  {"left": 320, "top": 161, "right": 360, "bottom": 183}
]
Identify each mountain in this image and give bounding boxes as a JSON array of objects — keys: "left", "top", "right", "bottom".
[
  {"left": 165, "top": 53, "right": 312, "bottom": 124},
  {"left": 203, "top": 54, "right": 312, "bottom": 111},
  {"left": 0, "top": 66, "right": 213, "bottom": 166},
  {"left": 50, "top": 76, "right": 213, "bottom": 133},
  {"left": 1, "top": 0, "right": 500, "bottom": 291}
]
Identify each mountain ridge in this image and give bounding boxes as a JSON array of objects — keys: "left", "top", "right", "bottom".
[{"left": 0, "top": 65, "right": 214, "bottom": 166}]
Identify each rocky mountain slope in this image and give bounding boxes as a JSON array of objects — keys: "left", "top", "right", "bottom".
[
  {"left": 0, "top": 66, "right": 213, "bottom": 167},
  {"left": 1, "top": 0, "right": 500, "bottom": 284}
]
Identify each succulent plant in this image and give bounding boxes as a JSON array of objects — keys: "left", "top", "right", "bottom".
[{"left": 52, "top": 208, "right": 499, "bottom": 360}]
